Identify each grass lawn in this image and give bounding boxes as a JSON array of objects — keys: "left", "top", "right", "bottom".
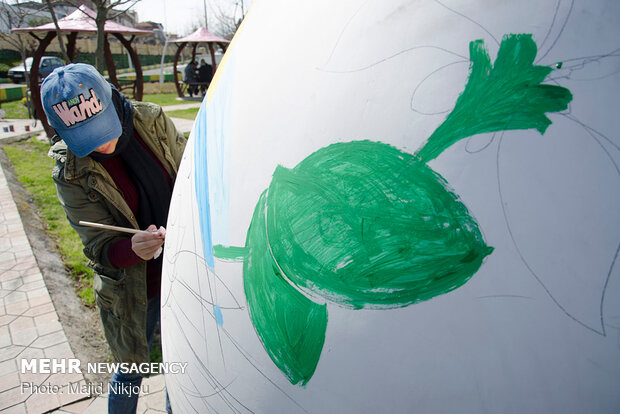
[
  {"left": 142, "top": 92, "right": 182, "bottom": 107},
  {"left": 2, "top": 138, "right": 95, "bottom": 306},
  {"left": 0, "top": 99, "right": 30, "bottom": 119},
  {"left": 165, "top": 107, "right": 199, "bottom": 120}
]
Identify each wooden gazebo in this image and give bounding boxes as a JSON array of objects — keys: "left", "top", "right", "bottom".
[
  {"left": 12, "top": 5, "right": 152, "bottom": 137},
  {"left": 169, "top": 27, "right": 230, "bottom": 98}
]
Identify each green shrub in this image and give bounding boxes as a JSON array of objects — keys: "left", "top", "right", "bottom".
[{"left": 0, "top": 63, "right": 10, "bottom": 78}]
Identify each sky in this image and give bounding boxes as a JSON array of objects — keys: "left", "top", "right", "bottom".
[{"left": 130, "top": 0, "right": 251, "bottom": 36}]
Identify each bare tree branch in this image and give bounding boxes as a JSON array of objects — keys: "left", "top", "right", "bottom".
[
  {"left": 44, "top": 0, "right": 69, "bottom": 62},
  {"left": 108, "top": 2, "right": 141, "bottom": 21},
  {"left": 210, "top": 1, "right": 243, "bottom": 40},
  {"left": 66, "top": 0, "right": 143, "bottom": 72}
]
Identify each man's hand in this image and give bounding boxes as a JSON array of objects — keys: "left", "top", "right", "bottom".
[{"left": 131, "top": 225, "right": 166, "bottom": 260}]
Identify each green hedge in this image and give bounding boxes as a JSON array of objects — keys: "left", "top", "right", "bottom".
[
  {"left": 0, "top": 63, "right": 10, "bottom": 79},
  {"left": 66, "top": 52, "right": 174, "bottom": 69},
  {"left": 0, "top": 51, "right": 22, "bottom": 78},
  {"left": 0, "top": 49, "right": 21, "bottom": 61},
  {"left": 0, "top": 49, "right": 174, "bottom": 74}
]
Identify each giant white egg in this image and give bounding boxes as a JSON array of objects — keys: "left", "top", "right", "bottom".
[{"left": 162, "top": 1, "right": 620, "bottom": 412}]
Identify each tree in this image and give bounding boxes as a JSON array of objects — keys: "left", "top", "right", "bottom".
[
  {"left": 44, "top": 0, "right": 69, "bottom": 62},
  {"left": 26, "top": 16, "right": 51, "bottom": 26},
  {"left": 69, "top": 0, "right": 140, "bottom": 72},
  {"left": 0, "top": 1, "right": 35, "bottom": 63},
  {"left": 211, "top": 0, "right": 245, "bottom": 40},
  {"left": 0, "top": 0, "right": 37, "bottom": 117}
]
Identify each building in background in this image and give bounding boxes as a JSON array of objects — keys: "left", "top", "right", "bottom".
[{"left": 135, "top": 21, "right": 166, "bottom": 45}]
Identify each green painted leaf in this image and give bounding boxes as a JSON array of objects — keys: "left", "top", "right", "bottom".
[
  {"left": 266, "top": 140, "right": 493, "bottom": 310},
  {"left": 415, "top": 34, "right": 573, "bottom": 163},
  {"left": 244, "top": 191, "right": 328, "bottom": 386}
]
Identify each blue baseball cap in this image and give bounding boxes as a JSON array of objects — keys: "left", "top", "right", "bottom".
[{"left": 41, "top": 63, "right": 122, "bottom": 157}]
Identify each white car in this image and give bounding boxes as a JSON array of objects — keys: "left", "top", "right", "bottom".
[{"left": 7, "top": 56, "right": 65, "bottom": 84}]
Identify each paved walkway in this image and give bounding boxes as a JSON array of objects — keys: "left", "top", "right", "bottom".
[
  {"left": 0, "top": 104, "right": 200, "bottom": 413},
  {"left": 159, "top": 102, "right": 203, "bottom": 112},
  {"left": 0, "top": 162, "right": 87, "bottom": 413},
  {"left": 0, "top": 119, "right": 45, "bottom": 143},
  {"left": 163, "top": 101, "right": 202, "bottom": 135}
]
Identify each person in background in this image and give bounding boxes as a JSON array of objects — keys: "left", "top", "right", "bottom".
[
  {"left": 198, "top": 58, "right": 213, "bottom": 95},
  {"left": 183, "top": 60, "right": 199, "bottom": 97},
  {"left": 41, "top": 63, "right": 186, "bottom": 414}
]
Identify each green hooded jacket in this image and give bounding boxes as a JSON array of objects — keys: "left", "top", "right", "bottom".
[{"left": 48, "top": 101, "right": 187, "bottom": 364}]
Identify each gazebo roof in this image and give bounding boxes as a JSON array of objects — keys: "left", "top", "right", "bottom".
[
  {"left": 171, "top": 27, "right": 229, "bottom": 44},
  {"left": 12, "top": 5, "right": 152, "bottom": 35}
]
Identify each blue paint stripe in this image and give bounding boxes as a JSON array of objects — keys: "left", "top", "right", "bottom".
[
  {"left": 194, "top": 100, "right": 214, "bottom": 269},
  {"left": 205, "top": 69, "right": 233, "bottom": 247},
  {"left": 214, "top": 305, "right": 224, "bottom": 326},
  {"left": 194, "top": 50, "right": 236, "bottom": 270}
]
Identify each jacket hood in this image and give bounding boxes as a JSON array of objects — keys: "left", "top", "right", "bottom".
[
  {"left": 48, "top": 139, "right": 67, "bottom": 163},
  {"left": 131, "top": 101, "right": 162, "bottom": 128}
]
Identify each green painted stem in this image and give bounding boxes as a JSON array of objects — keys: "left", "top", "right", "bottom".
[
  {"left": 213, "top": 245, "right": 249, "bottom": 261},
  {"left": 415, "top": 34, "right": 572, "bottom": 163}
]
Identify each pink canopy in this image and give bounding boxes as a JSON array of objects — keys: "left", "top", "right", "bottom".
[
  {"left": 12, "top": 5, "right": 152, "bottom": 35},
  {"left": 171, "top": 27, "right": 229, "bottom": 44},
  {"left": 169, "top": 27, "right": 229, "bottom": 98}
]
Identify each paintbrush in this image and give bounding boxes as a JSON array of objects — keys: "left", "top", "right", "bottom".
[{"left": 78, "top": 221, "right": 165, "bottom": 259}]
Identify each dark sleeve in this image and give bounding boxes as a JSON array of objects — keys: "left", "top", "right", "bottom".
[{"left": 108, "top": 238, "right": 143, "bottom": 268}]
